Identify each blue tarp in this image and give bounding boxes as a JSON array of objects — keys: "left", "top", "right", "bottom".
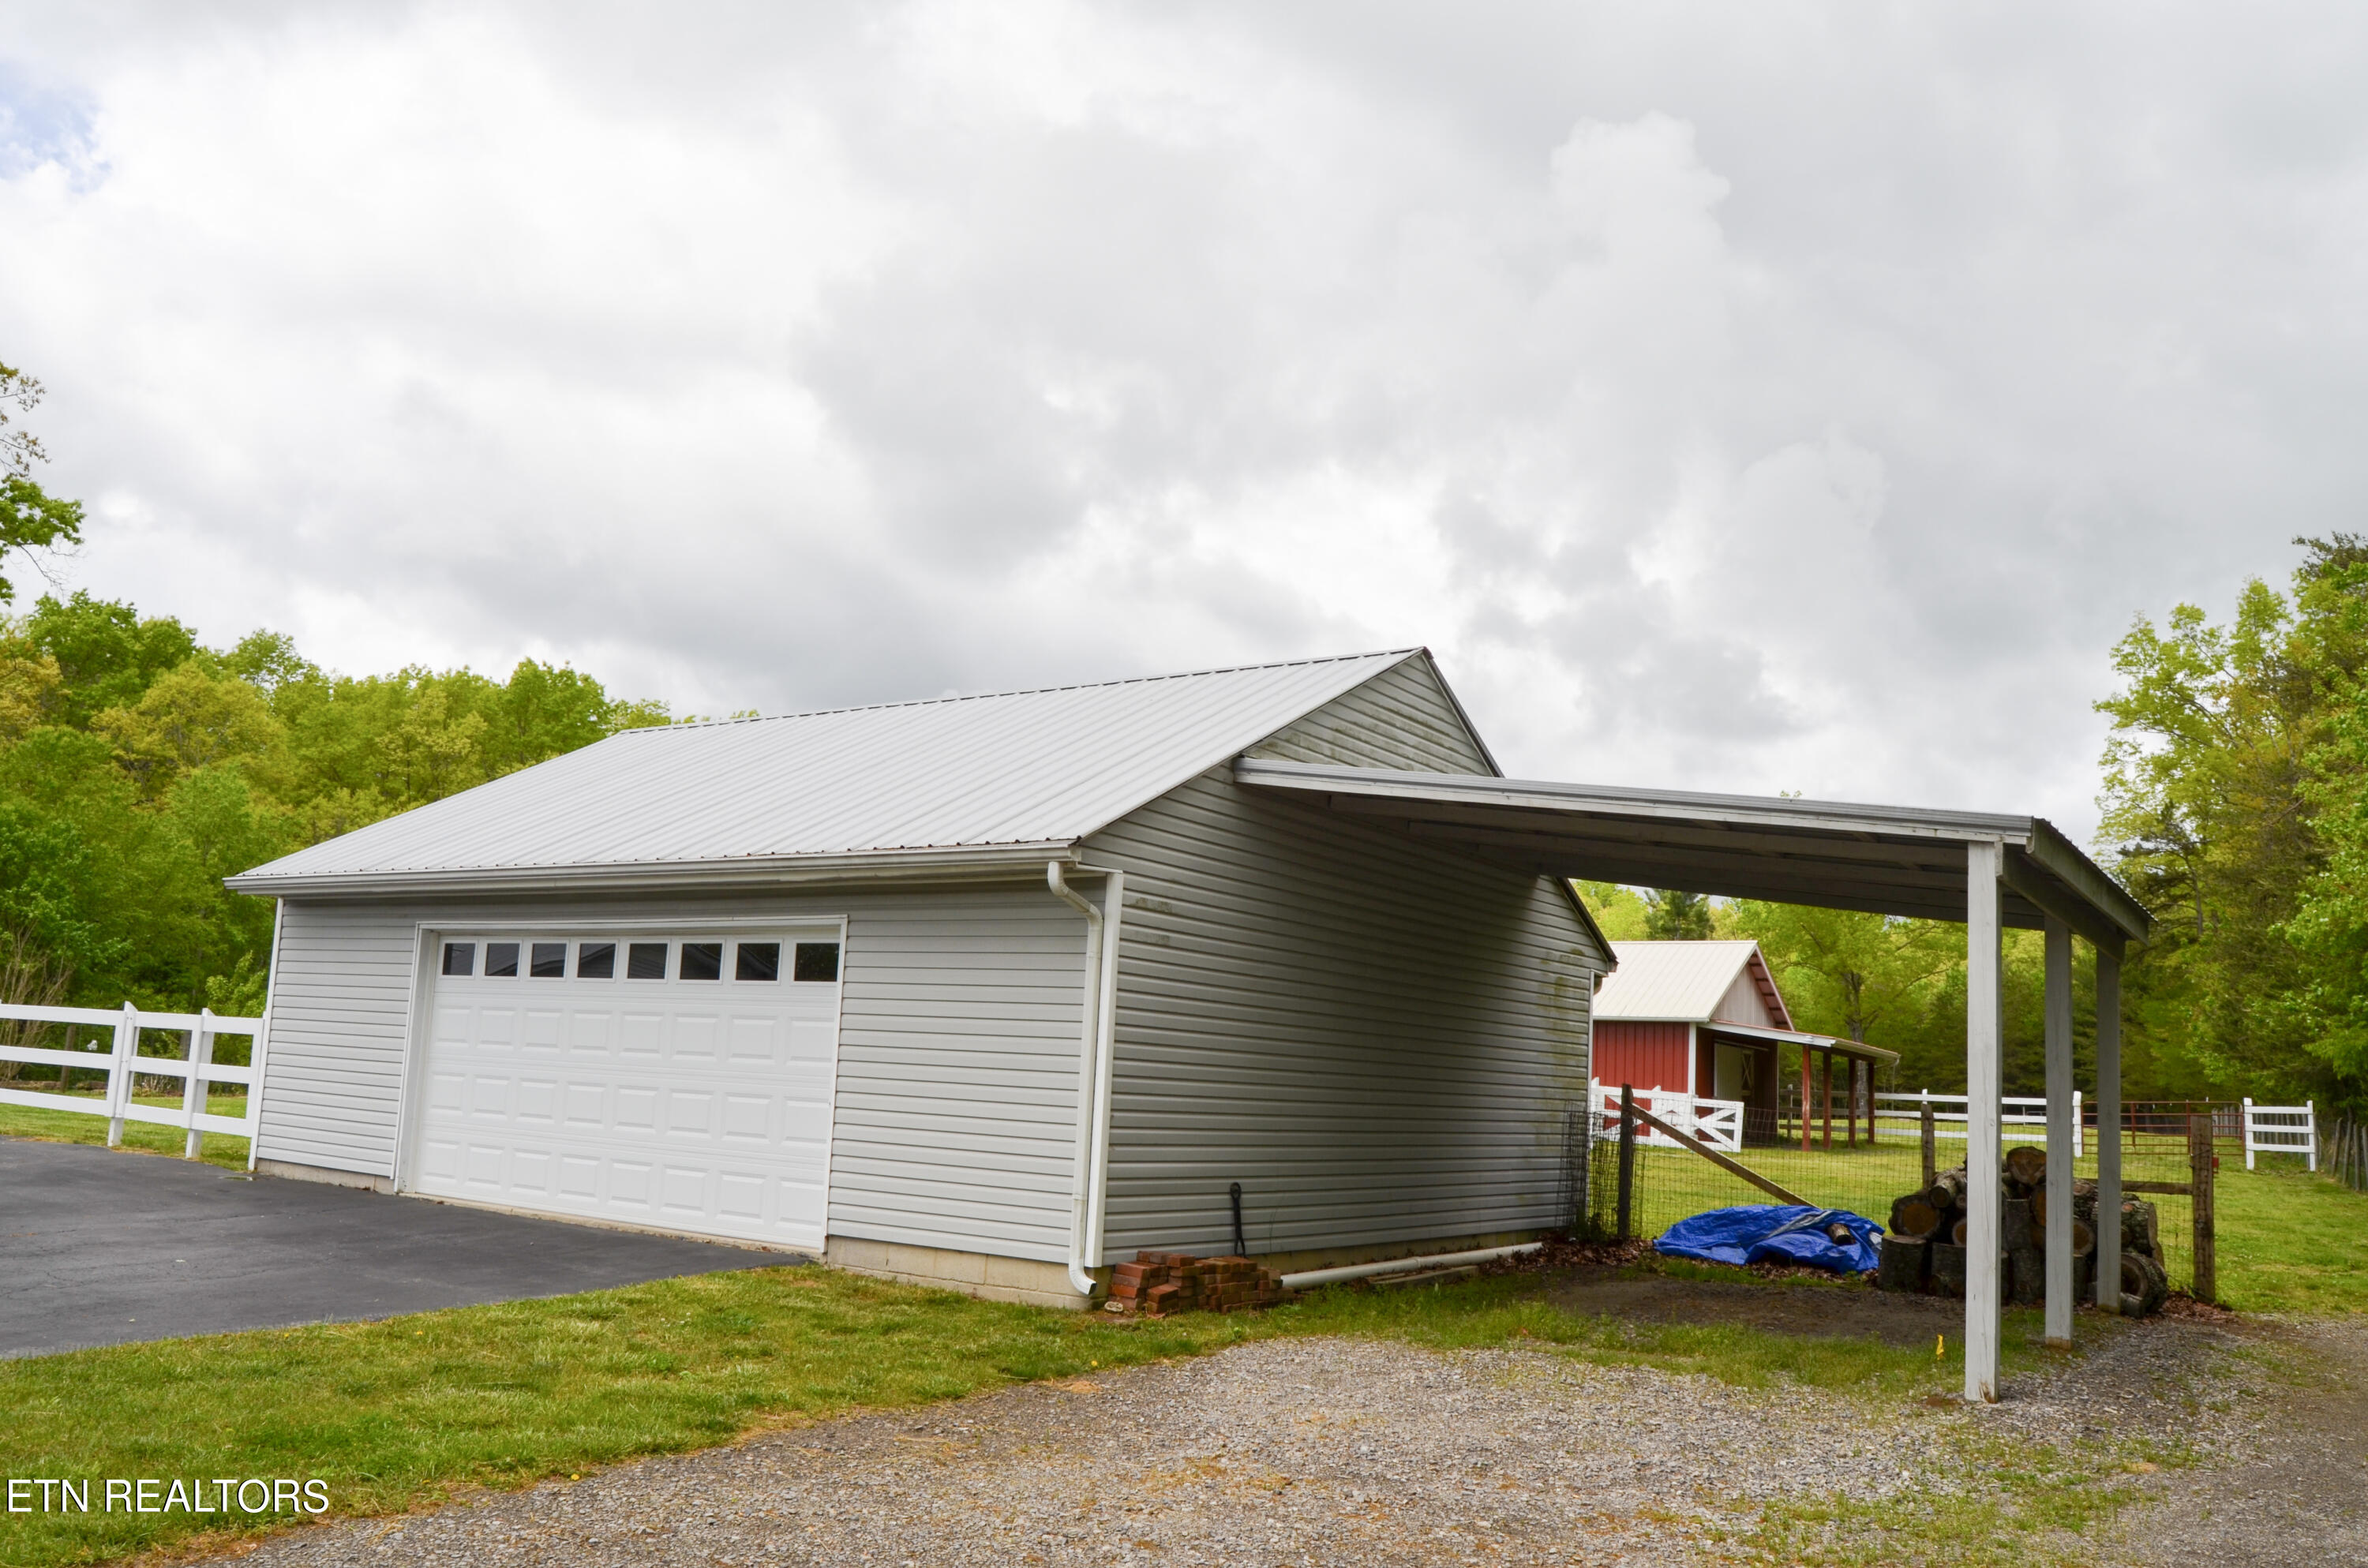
[{"left": 1653, "top": 1203, "right": 1883, "bottom": 1274}]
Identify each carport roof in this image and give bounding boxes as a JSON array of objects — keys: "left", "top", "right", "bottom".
[{"left": 1233, "top": 759, "right": 2150, "bottom": 951}]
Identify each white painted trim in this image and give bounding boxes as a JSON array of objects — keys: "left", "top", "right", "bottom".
[
  {"left": 227, "top": 844, "right": 1077, "bottom": 899},
  {"left": 817, "top": 914, "right": 851, "bottom": 1257},
  {"left": 2094, "top": 948, "right": 2123, "bottom": 1313},
  {"left": 389, "top": 924, "right": 435, "bottom": 1193},
  {"left": 2043, "top": 915, "right": 2076, "bottom": 1347},
  {"left": 429, "top": 915, "right": 837, "bottom": 934},
  {"left": 1964, "top": 839, "right": 2004, "bottom": 1405}
]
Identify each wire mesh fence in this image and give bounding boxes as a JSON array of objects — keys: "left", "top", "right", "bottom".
[{"left": 1572, "top": 1095, "right": 2215, "bottom": 1294}]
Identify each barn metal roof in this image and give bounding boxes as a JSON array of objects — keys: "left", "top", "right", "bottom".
[
  {"left": 1697, "top": 1019, "right": 1899, "bottom": 1065},
  {"left": 1233, "top": 759, "right": 2151, "bottom": 950},
  {"left": 227, "top": 651, "right": 1418, "bottom": 896},
  {"left": 1594, "top": 941, "right": 1793, "bottom": 1029}
]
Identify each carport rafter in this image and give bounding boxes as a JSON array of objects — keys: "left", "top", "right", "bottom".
[{"left": 1234, "top": 758, "right": 2151, "bottom": 1404}]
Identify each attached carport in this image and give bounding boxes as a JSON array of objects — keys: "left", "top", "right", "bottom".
[{"left": 1235, "top": 758, "right": 2153, "bottom": 1404}]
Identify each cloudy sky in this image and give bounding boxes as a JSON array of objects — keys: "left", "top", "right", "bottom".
[{"left": 4, "top": 3, "right": 2363, "bottom": 839}]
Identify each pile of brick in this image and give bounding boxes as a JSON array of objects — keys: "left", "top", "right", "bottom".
[{"left": 1103, "top": 1252, "right": 1291, "bottom": 1316}]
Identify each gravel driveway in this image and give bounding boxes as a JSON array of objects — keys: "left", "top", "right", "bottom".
[
  {"left": 213, "top": 1335, "right": 1987, "bottom": 1568},
  {"left": 208, "top": 1306, "right": 2365, "bottom": 1567}
]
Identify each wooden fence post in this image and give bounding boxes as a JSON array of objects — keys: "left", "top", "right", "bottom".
[
  {"left": 1800, "top": 1046, "right": 1812, "bottom": 1152},
  {"left": 1617, "top": 1084, "right": 1636, "bottom": 1244},
  {"left": 1921, "top": 1096, "right": 1938, "bottom": 1191},
  {"left": 2190, "top": 1113, "right": 2217, "bottom": 1305},
  {"left": 1821, "top": 1054, "right": 1834, "bottom": 1152}
]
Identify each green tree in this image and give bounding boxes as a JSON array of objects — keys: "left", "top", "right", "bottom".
[
  {"left": 24, "top": 592, "right": 202, "bottom": 727},
  {"left": 1728, "top": 902, "right": 1961, "bottom": 1046},
  {"left": 1573, "top": 881, "right": 1650, "bottom": 941},
  {"left": 1642, "top": 888, "right": 1714, "bottom": 941},
  {"left": 94, "top": 660, "right": 286, "bottom": 796},
  {"left": 2093, "top": 534, "right": 2368, "bottom": 1110},
  {"left": 0, "top": 361, "right": 84, "bottom": 604}
]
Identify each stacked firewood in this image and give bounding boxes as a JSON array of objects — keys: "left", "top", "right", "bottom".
[
  {"left": 1102, "top": 1252, "right": 1291, "bottom": 1317},
  {"left": 1876, "top": 1146, "right": 2171, "bottom": 1315}
]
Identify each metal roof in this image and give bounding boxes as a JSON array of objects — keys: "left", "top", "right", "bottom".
[
  {"left": 1594, "top": 941, "right": 1789, "bottom": 1027},
  {"left": 1699, "top": 1020, "right": 1900, "bottom": 1065},
  {"left": 1234, "top": 760, "right": 2151, "bottom": 949},
  {"left": 229, "top": 651, "right": 1418, "bottom": 896}
]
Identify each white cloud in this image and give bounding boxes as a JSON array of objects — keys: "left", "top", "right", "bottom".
[{"left": 6, "top": 2, "right": 2368, "bottom": 836}]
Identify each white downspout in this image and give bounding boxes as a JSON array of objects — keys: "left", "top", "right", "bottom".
[
  {"left": 1048, "top": 862, "right": 1122, "bottom": 1298},
  {"left": 1085, "top": 866, "right": 1123, "bottom": 1274}
]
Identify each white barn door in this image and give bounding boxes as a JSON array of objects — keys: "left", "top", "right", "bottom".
[{"left": 410, "top": 928, "right": 842, "bottom": 1251}]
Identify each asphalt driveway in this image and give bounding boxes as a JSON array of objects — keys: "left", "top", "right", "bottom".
[{"left": 0, "top": 1136, "right": 794, "bottom": 1358}]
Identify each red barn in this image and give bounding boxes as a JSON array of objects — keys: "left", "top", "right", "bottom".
[{"left": 1592, "top": 940, "right": 1894, "bottom": 1145}]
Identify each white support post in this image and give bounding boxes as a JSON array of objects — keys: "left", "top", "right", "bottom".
[
  {"left": 2309, "top": 1102, "right": 2318, "bottom": 1173},
  {"left": 1965, "top": 840, "right": 2005, "bottom": 1403},
  {"left": 2243, "top": 1097, "right": 2256, "bottom": 1171},
  {"left": 2095, "top": 945, "right": 2123, "bottom": 1314},
  {"left": 2074, "top": 1091, "right": 2084, "bottom": 1159},
  {"left": 184, "top": 1010, "right": 216, "bottom": 1160},
  {"left": 105, "top": 1001, "right": 138, "bottom": 1147},
  {"left": 2043, "top": 915, "right": 2075, "bottom": 1348}
]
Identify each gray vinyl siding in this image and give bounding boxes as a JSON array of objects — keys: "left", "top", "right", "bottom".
[
  {"left": 1244, "top": 653, "right": 1493, "bottom": 774},
  {"left": 258, "top": 904, "right": 422, "bottom": 1176},
  {"left": 260, "top": 884, "right": 1091, "bottom": 1262},
  {"left": 1087, "top": 667, "right": 1603, "bottom": 1261}
]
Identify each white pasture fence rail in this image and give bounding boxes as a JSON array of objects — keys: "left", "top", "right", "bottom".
[
  {"left": 1872, "top": 1091, "right": 2083, "bottom": 1157},
  {"left": 2242, "top": 1098, "right": 2317, "bottom": 1171},
  {"left": 0, "top": 1001, "right": 266, "bottom": 1162},
  {"left": 1588, "top": 1081, "right": 1746, "bottom": 1153}
]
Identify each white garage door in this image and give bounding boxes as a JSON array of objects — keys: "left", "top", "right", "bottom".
[{"left": 410, "top": 928, "right": 843, "bottom": 1250}]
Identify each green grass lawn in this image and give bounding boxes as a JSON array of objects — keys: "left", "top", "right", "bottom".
[
  {"left": 0, "top": 1261, "right": 2060, "bottom": 1567},
  {"left": 2214, "top": 1156, "right": 2368, "bottom": 1315},
  {"left": 0, "top": 1091, "right": 250, "bottom": 1170}
]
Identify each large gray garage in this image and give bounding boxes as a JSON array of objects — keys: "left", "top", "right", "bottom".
[{"left": 229, "top": 651, "right": 1611, "bottom": 1310}]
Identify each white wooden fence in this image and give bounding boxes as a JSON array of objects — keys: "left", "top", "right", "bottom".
[
  {"left": 2242, "top": 1098, "right": 2316, "bottom": 1171},
  {"left": 1588, "top": 1081, "right": 1745, "bottom": 1152},
  {"left": 1872, "top": 1091, "right": 2083, "bottom": 1156},
  {"left": 0, "top": 1001, "right": 266, "bottom": 1162}
]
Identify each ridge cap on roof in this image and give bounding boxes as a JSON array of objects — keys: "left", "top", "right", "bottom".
[
  {"left": 1609, "top": 938, "right": 1759, "bottom": 947},
  {"left": 622, "top": 648, "right": 1424, "bottom": 735}
]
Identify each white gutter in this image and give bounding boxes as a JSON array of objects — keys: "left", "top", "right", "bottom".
[
  {"left": 223, "top": 843, "right": 1075, "bottom": 899},
  {"left": 1047, "top": 862, "right": 1123, "bottom": 1297},
  {"left": 1280, "top": 1242, "right": 1542, "bottom": 1292}
]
